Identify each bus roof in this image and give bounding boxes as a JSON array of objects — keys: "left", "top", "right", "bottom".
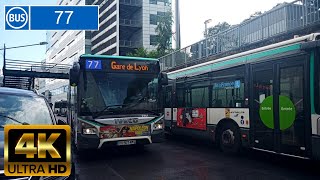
[
  {"left": 80, "top": 54, "right": 159, "bottom": 61},
  {"left": 168, "top": 33, "right": 320, "bottom": 79}
]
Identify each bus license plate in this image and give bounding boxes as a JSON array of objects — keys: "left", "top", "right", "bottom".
[{"left": 117, "top": 140, "right": 136, "bottom": 146}]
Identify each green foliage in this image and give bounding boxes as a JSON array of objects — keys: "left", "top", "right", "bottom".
[
  {"left": 127, "top": 48, "right": 161, "bottom": 58},
  {"left": 127, "top": 10, "right": 174, "bottom": 58},
  {"left": 155, "top": 10, "right": 174, "bottom": 56},
  {"left": 206, "top": 22, "right": 231, "bottom": 37}
]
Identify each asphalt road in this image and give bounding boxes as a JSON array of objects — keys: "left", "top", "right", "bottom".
[
  {"left": 55, "top": 116, "right": 320, "bottom": 180},
  {"left": 73, "top": 136, "right": 320, "bottom": 180}
]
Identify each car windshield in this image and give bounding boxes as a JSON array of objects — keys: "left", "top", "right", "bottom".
[
  {"left": 0, "top": 94, "right": 53, "bottom": 126},
  {"left": 79, "top": 71, "right": 159, "bottom": 116}
]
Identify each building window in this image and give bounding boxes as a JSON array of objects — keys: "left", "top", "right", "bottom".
[
  {"left": 52, "top": 32, "right": 57, "bottom": 38},
  {"left": 85, "top": 31, "right": 91, "bottom": 39},
  {"left": 150, "top": 35, "right": 158, "bottom": 45},
  {"left": 150, "top": 14, "right": 157, "bottom": 25},
  {"left": 157, "top": 11, "right": 165, "bottom": 16},
  {"left": 150, "top": 0, "right": 157, "bottom": 4},
  {"left": 85, "top": 45, "right": 91, "bottom": 54}
]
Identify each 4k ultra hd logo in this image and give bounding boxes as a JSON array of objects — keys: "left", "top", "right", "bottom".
[
  {"left": 5, "top": 6, "right": 30, "bottom": 30},
  {"left": 4, "top": 125, "right": 71, "bottom": 176}
]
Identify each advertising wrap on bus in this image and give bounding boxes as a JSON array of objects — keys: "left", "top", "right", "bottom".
[{"left": 100, "top": 125, "right": 150, "bottom": 139}]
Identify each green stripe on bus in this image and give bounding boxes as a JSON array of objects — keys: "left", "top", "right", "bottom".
[
  {"left": 80, "top": 54, "right": 159, "bottom": 61},
  {"left": 310, "top": 50, "right": 316, "bottom": 114},
  {"left": 169, "top": 43, "right": 301, "bottom": 79},
  {"left": 78, "top": 117, "right": 102, "bottom": 127},
  {"left": 146, "top": 115, "right": 164, "bottom": 124}
]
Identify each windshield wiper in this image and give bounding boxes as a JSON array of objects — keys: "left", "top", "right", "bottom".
[
  {"left": 0, "top": 114, "right": 29, "bottom": 125},
  {"left": 93, "top": 104, "right": 125, "bottom": 118},
  {"left": 137, "top": 109, "right": 159, "bottom": 116}
]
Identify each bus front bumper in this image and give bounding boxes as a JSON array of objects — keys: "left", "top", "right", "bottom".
[{"left": 76, "top": 133, "right": 152, "bottom": 150}]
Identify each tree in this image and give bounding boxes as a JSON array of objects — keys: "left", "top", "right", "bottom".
[
  {"left": 127, "top": 10, "right": 174, "bottom": 58},
  {"left": 127, "top": 48, "right": 160, "bottom": 58},
  {"left": 155, "top": 10, "right": 174, "bottom": 56},
  {"left": 127, "top": 48, "right": 149, "bottom": 57},
  {"left": 206, "top": 22, "right": 231, "bottom": 37},
  {"left": 242, "top": 11, "right": 263, "bottom": 23}
]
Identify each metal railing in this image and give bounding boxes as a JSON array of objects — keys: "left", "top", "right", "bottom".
[
  {"left": 4, "top": 59, "right": 71, "bottom": 74},
  {"left": 159, "top": 0, "right": 320, "bottom": 71},
  {"left": 119, "top": 19, "right": 142, "bottom": 27}
]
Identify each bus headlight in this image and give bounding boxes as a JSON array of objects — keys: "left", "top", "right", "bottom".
[
  {"left": 154, "top": 119, "right": 164, "bottom": 130},
  {"left": 81, "top": 122, "right": 97, "bottom": 135}
]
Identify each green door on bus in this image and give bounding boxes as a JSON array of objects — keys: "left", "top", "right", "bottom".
[{"left": 251, "top": 55, "right": 309, "bottom": 157}]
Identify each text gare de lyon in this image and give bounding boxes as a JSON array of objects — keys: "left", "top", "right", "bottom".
[{"left": 111, "top": 61, "right": 149, "bottom": 71}]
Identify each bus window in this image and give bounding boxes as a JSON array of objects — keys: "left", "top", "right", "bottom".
[
  {"left": 212, "top": 80, "right": 245, "bottom": 108},
  {"left": 190, "top": 87, "right": 209, "bottom": 108}
]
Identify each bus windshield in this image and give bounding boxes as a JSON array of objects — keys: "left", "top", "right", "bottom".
[{"left": 79, "top": 71, "right": 159, "bottom": 116}]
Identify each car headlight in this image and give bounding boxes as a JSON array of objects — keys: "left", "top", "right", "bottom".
[
  {"left": 81, "top": 122, "right": 97, "bottom": 135},
  {"left": 153, "top": 118, "right": 164, "bottom": 130}
]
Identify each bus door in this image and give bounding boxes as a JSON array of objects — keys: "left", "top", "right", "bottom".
[
  {"left": 164, "top": 85, "right": 173, "bottom": 132},
  {"left": 251, "top": 56, "right": 309, "bottom": 157}
]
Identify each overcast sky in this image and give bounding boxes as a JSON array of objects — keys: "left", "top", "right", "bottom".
[
  {"left": 0, "top": 0, "right": 292, "bottom": 68},
  {"left": 178, "top": 0, "right": 291, "bottom": 47}
]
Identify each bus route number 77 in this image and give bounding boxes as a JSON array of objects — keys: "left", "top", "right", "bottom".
[{"left": 86, "top": 60, "right": 102, "bottom": 70}]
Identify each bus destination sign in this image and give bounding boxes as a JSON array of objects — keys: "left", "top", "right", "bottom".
[
  {"left": 111, "top": 61, "right": 149, "bottom": 71},
  {"left": 83, "top": 59, "right": 159, "bottom": 73}
]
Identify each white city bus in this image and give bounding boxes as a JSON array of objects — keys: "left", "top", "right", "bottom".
[
  {"left": 163, "top": 33, "right": 320, "bottom": 160},
  {"left": 67, "top": 54, "right": 168, "bottom": 154}
]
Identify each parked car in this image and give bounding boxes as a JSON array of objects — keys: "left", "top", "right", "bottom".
[{"left": 0, "top": 87, "right": 75, "bottom": 180}]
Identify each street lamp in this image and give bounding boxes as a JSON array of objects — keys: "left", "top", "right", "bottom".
[
  {"left": 204, "top": 19, "right": 212, "bottom": 38},
  {"left": 0, "top": 41, "right": 48, "bottom": 51}
]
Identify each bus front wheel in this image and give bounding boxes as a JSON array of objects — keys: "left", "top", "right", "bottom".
[{"left": 218, "top": 122, "right": 241, "bottom": 154}]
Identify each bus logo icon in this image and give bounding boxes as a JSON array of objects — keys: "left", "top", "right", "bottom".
[{"left": 5, "top": 6, "right": 29, "bottom": 30}]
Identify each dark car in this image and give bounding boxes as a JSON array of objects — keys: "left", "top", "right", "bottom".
[{"left": 0, "top": 87, "right": 73, "bottom": 180}]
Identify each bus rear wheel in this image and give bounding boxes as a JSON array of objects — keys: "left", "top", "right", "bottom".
[{"left": 219, "top": 122, "right": 241, "bottom": 154}]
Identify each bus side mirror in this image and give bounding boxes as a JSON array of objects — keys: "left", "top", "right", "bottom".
[
  {"left": 69, "top": 62, "right": 80, "bottom": 86},
  {"left": 159, "top": 72, "right": 168, "bottom": 86}
]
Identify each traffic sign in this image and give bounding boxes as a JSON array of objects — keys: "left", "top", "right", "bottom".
[
  {"left": 5, "top": 5, "right": 99, "bottom": 30},
  {"left": 5, "top": 6, "right": 29, "bottom": 30}
]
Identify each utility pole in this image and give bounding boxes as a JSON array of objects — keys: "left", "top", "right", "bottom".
[{"left": 175, "top": 0, "right": 181, "bottom": 49}]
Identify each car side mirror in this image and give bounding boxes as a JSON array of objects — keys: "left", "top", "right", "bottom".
[
  {"left": 69, "top": 62, "right": 80, "bottom": 86},
  {"left": 57, "top": 119, "right": 67, "bottom": 125}
]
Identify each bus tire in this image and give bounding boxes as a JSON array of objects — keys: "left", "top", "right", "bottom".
[{"left": 218, "top": 122, "right": 241, "bottom": 154}]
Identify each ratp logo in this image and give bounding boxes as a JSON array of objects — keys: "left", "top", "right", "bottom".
[{"left": 5, "top": 6, "right": 29, "bottom": 30}]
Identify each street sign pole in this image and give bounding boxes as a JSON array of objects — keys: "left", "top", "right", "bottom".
[{"left": 3, "top": 44, "right": 6, "bottom": 87}]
